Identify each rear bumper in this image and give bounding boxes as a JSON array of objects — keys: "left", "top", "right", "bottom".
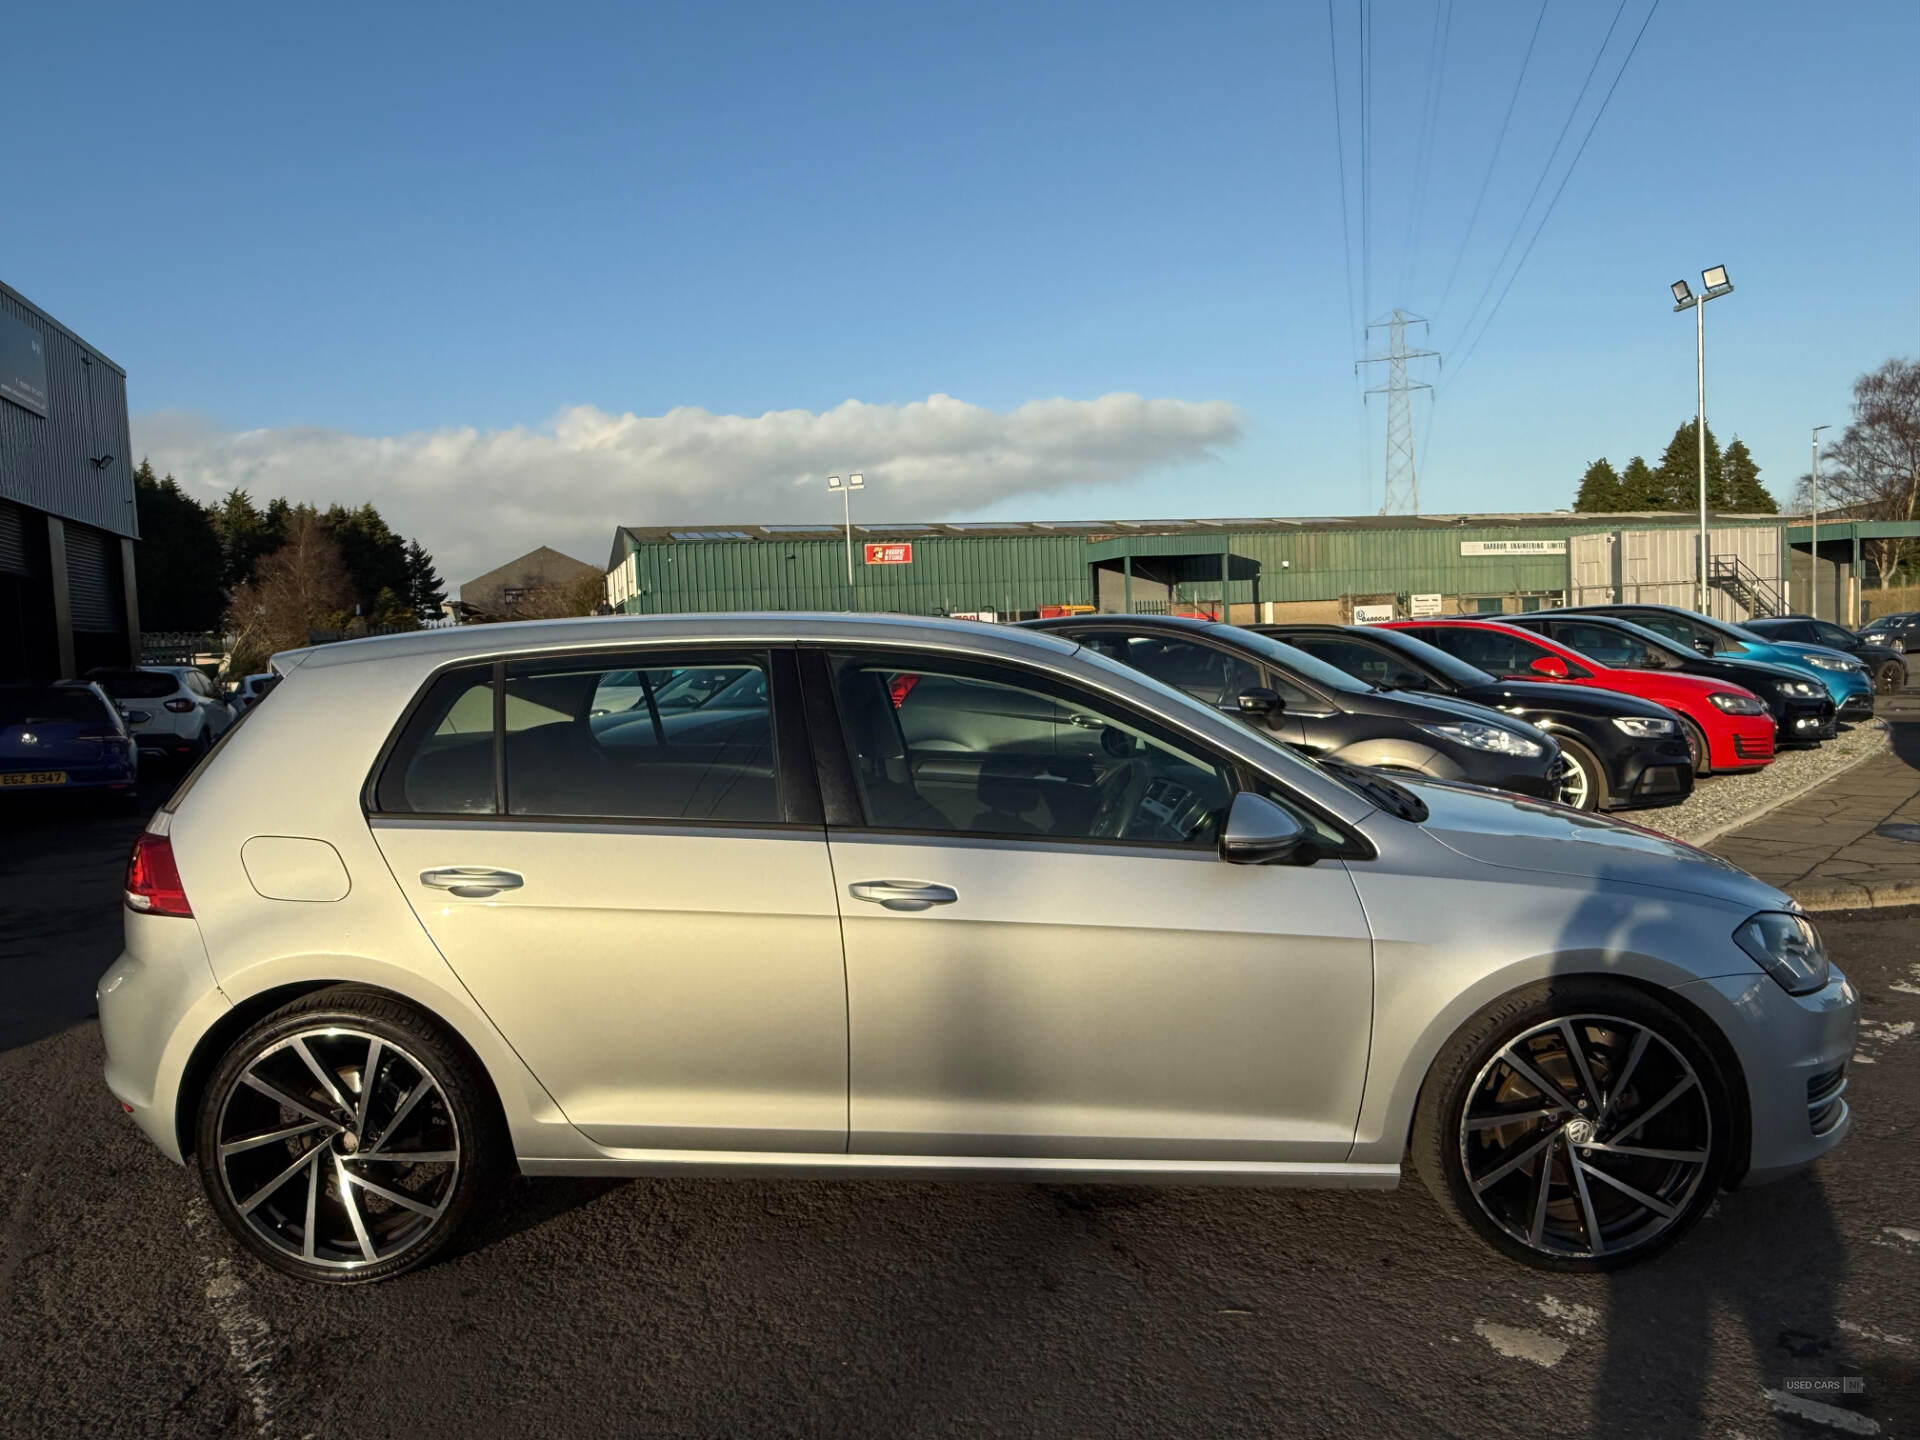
[
  {"left": 98, "top": 912, "right": 229, "bottom": 1166},
  {"left": 1, "top": 762, "right": 138, "bottom": 790}
]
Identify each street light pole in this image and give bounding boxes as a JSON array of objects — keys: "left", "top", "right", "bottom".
[
  {"left": 1670, "top": 267, "right": 1735, "bottom": 615},
  {"left": 1810, "top": 425, "right": 1829, "bottom": 619},
  {"left": 826, "top": 473, "right": 864, "bottom": 610}
]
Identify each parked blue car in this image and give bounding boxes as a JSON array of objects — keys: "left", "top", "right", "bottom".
[
  {"left": 0, "top": 682, "right": 141, "bottom": 806},
  {"left": 1564, "top": 604, "right": 1874, "bottom": 723}
]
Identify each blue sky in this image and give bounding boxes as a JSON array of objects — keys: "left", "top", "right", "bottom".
[{"left": 6, "top": 1, "right": 1916, "bottom": 576}]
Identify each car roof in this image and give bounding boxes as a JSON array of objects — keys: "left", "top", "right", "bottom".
[
  {"left": 275, "top": 612, "right": 1083, "bottom": 674},
  {"left": 1024, "top": 613, "right": 1218, "bottom": 633}
]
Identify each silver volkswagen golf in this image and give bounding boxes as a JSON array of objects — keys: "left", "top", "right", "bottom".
[{"left": 99, "top": 614, "right": 1855, "bottom": 1283}]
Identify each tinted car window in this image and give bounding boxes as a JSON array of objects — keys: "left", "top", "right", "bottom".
[
  {"left": 1806, "top": 620, "right": 1860, "bottom": 649},
  {"left": 1076, "top": 633, "right": 1263, "bottom": 708},
  {"left": 87, "top": 669, "right": 179, "bottom": 699},
  {"left": 1628, "top": 612, "right": 1740, "bottom": 655},
  {"left": 830, "top": 653, "right": 1235, "bottom": 846},
  {"left": 1543, "top": 621, "right": 1654, "bottom": 669},
  {"left": 0, "top": 686, "right": 114, "bottom": 724},
  {"left": 1287, "top": 636, "right": 1430, "bottom": 690},
  {"left": 1402, "top": 625, "right": 1549, "bottom": 676},
  {"left": 506, "top": 656, "right": 779, "bottom": 822},
  {"left": 376, "top": 667, "right": 498, "bottom": 814}
]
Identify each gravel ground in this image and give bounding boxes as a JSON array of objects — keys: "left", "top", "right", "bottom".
[{"left": 1641, "top": 718, "right": 1890, "bottom": 845}]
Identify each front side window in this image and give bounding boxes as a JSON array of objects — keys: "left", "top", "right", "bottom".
[
  {"left": 828, "top": 653, "right": 1234, "bottom": 846},
  {"left": 1077, "top": 633, "right": 1264, "bottom": 709},
  {"left": 1403, "top": 625, "right": 1548, "bottom": 677},
  {"left": 1287, "top": 636, "right": 1430, "bottom": 691},
  {"left": 1808, "top": 621, "right": 1858, "bottom": 649},
  {"left": 1547, "top": 621, "right": 1661, "bottom": 669}
]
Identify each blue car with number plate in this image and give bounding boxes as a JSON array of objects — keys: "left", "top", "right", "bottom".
[
  {"left": 0, "top": 682, "right": 140, "bottom": 804},
  {"left": 1563, "top": 604, "right": 1874, "bottom": 726}
]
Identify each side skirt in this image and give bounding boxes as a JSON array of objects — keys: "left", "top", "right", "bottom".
[{"left": 516, "top": 1151, "right": 1401, "bottom": 1189}]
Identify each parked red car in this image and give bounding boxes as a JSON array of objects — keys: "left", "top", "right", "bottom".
[{"left": 1382, "top": 617, "right": 1775, "bottom": 774}]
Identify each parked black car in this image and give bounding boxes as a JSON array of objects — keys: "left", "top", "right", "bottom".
[
  {"left": 1858, "top": 611, "right": 1920, "bottom": 655},
  {"left": 1021, "top": 614, "right": 1565, "bottom": 800},
  {"left": 1496, "top": 613, "right": 1836, "bottom": 744},
  {"left": 1255, "top": 622, "right": 1693, "bottom": 812},
  {"left": 1742, "top": 614, "right": 1908, "bottom": 694}
]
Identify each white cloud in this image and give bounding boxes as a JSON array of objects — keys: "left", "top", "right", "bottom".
[{"left": 132, "top": 393, "right": 1242, "bottom": 583}]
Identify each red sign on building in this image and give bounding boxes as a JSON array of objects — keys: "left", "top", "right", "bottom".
[{"left": 864, "top": 542, "right": 913, "bottom": 565}]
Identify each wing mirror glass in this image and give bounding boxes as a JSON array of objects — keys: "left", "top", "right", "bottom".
[
  {"left": 1234, "top": 687, "right": 1285, "bottom": 727},
  {"left": 1218, "top": 792, "right": 1309, "bottom": 865},
  {"left": 1527, "top": 655, "right": 1569, "bottom": 679}
]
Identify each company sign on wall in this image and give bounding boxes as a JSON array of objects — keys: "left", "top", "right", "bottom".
[
  {"left": 1409, "top": 593, "right": 1444, "bottom": 616},
  {"left": 0, "top": 311, "right": 49, "bottom": 417},
  {"left": 1460, "top": 539, "right": 1567, "bottom": 556},
  {"left": 864, "top": 543, "right": 913, "bottom": 565},
  {"left": 1351, "top": 603, "right": 1395, "bottom": 625}
]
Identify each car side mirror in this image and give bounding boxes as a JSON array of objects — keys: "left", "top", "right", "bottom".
[
  {"left": 1218, "top": 792, "right": 1309, "bottom": 866},
  {"left": 1528, "top": 656, "right": 1569, "bottom": 679},
  {"left": 1694, "top": 640, "right": 1715, "bottom": 656},
  {"left": 1234, "top": 687, "right": 1285, "bottom": 726}
]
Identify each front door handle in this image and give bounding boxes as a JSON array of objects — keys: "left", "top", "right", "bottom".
[
  {"left": 848, "top": 880, "right": 958, "bottom": 912},
  {"left": 420, "top": 866, "right": 524, "bottom": 898}
]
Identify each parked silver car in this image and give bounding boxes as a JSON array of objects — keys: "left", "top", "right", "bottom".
[{"left": 100, "top": 615, "right": 1855, "bottom": 1283}]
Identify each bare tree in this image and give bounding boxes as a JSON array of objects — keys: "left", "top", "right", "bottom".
[
  {"left": 1791, "top": 358, "right": 1920, "bottom": 584},
  {"left": 225, "top": 508, "right": 356, "bottom": 673}
]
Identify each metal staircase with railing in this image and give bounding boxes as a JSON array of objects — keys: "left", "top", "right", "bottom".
[{"left": 1708, "top": 554, "right": 1784, "bottom": 618}]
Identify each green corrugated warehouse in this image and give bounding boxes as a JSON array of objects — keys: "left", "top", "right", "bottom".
[{"left": 605, "top": 511, "right": 1805, "bottom": 625}]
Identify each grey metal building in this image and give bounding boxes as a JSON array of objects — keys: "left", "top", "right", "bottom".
[{"left": 0, "top": 280, "right": 139, "bottom": 681}]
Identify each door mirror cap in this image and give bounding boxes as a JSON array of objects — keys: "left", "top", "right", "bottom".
[
  {"left": 1528, "top": 655, "right": 1570, "bottom": 679},
  {"left": 1234, "top": 687, "right": 1286, "bottom": 723},
  {"left": 1218, "top": 792, "right": 1309, "bottom": 866}
]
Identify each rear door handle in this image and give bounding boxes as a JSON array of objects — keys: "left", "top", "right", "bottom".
[
  {"left": 420, "top": 867, "right": 524, "bottom": 898},
  {"left": 848, "top": 880, "right": 958, "bottom": 912}
]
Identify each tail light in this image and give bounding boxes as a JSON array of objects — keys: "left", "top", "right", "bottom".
[
  {"left": 125, "top": 832, "right": 192, "bottom": 917},
  {"left": 163, "top": 698, "right": 195, "bottom": 714},
  {"left": 888, "top": 674, "right": 921, "bottom": 709},
  {"left": 75, "top": 728, "right": 124, "bottom": 742}
]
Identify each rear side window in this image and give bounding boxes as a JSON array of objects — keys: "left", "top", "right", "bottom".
[
  {"left": 375, "top": 666, "right": 498, "bottom": 815},
  {"left": 1287, "top": 636, "right": 1427, "bottom": 690},
  {"left": 88, "top": 668, "right": 179, "bottom": 699},
  {"left": 503, "top": 655, "right": 779, "bottom": 822},
  {"left": 1403, "top": 626, "right": 1545, "bottom": 676}
]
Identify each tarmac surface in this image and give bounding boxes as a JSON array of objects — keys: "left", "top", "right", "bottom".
[{"left": 1, "top": 770, "right": 1916, "bottom": 1439}]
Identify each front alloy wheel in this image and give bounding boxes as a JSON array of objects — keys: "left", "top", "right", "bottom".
[
  {"left": 197, "top": 989, "right": 499, "bottom": 1282},
  {"left": 1415, "top": 983, "right": 1727, "bottom": 1269}
]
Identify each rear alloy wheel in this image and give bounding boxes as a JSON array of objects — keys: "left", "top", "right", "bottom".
[
  {"left": 1554, "top": 738, "right": 1607, "bottom": 811},
  {"left": 1876, "top": 660, "right": 1905, "bottom": 695},
  {"left": 1414, "top": 981, "right": 1728, "bottom": 1270},
  {"left": 196, "top": 988, "right": 502, "bottom": 1283}
]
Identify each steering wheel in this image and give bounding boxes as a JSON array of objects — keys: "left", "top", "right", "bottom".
[{"left": 1087, "top": 758, "right": 1152, "bottom": 839}]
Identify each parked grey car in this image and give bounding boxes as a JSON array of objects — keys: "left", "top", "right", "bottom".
[{"left": 100, "top": 615, "right": 1855, "bottom": 1282}]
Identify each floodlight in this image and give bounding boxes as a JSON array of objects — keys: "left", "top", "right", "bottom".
[
  {"left": 848, "top": 473, "right": 864, "bottom": 489},
  {"left": 1702, "top": 265, "right": 1729, "bottom": 290},
  {"left": 1671, "top": 279, "right": 1693, "bottom": 304},
  {"left": 827, "top": 475, "right": 843, "bottom": 490}
]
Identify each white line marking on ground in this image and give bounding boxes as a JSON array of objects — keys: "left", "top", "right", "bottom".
[
  {"left": 1890, "top": 981, "right": 1920, "bottom": 996},
  {"left": 1838, "top": 1318, "right": 1913, "bottom": 1347},
  {"left": 1876, "top": 1225, "right": 1920, "bottom": 1253},
  {"left": 185, "top": 1195, "right": 292, "bottom": 1440},
  {"left": 1762, "top": 1388, "right": 1879, "bottom": 1434},
  {"left": 1473, "top": 1320, "right": 1568, "bottom": 1368}
]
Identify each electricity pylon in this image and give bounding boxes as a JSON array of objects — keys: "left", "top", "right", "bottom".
[{"left": 1358, "top": 310, "right": 1439, "bottom": 515}]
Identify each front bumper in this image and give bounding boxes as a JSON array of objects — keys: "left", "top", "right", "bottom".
[
  {"left": 1606, "top": 736, "right": 1696, "bottom": 810},
  {"left": 1774, "top": 697, "right": 1835, "bottom": 744},
  {"left": 1837, "top": 692, "right": 1876, "bottom": 721},
  {"left": 1676, "top": 966, "right": 1858, "bottom": 1187}
]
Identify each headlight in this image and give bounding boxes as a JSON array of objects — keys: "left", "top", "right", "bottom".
[
  {"left": 1709, "top": 692, "right": 1769, "bottom": 715},
  {"left": 1807, "top": 654, "right": 1855, "bottom": 672},
  {"left": 1780, "top": 680, "right": 1822, "bottom": 698},
  {"left": 1733, "top": 911, "right": 1830, "bottom": 995},
  {"left": 1612, "top": 715, "right": 1676, "bottom": 737},
  {"left": 1421, "top": 720, "right": 1545, "bottom": 757}
]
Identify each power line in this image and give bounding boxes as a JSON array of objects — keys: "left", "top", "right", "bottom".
[
  {"left": 1359, "top": 0, "right": 1373, "bottom": 333},
  {"left": 1431, "top": 0, "right": 1549, "bottom": 327},
  {"left": 1445, "top": 0, "right": 1632, "bottom": 361},
  {"left": 1443, "top": 0, "right": 1664, "bottom": 392},
  {"left": 1398, "top": 0, "right": 1455, "bottom": 301},
  {"left": 1325, "top": 0, "right": 1360, "bottom": 361}
]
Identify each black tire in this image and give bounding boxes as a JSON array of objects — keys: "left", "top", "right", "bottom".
[
  {"left": 1679, "top": 716, "right": 1711, "bottom": 777},
  {"left": 1876, "top": 660, "right": 1905, "bottom": 695},
  {"left": 195, "top": 986, "right": 505, "bottom": 1284},
  {"left": 1412, "top": 978, "right": 1730, "bottom": 1271},
  {"left": 1554, "top": 737, "right": 1608, "bottom": 812}
]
